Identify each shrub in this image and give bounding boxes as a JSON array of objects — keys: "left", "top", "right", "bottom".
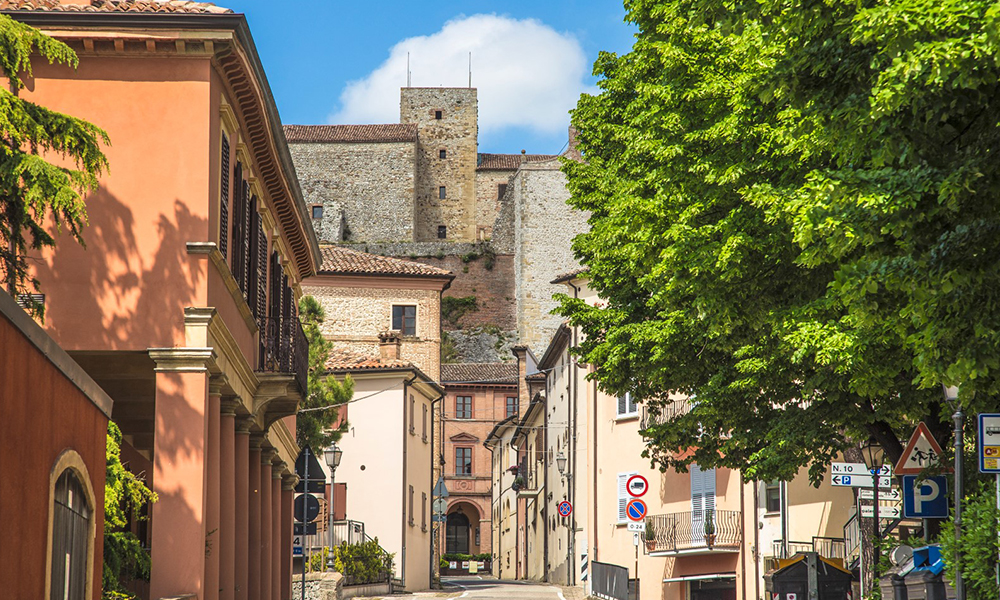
[{"left": 333, "top": 539, "right": 394, "bottom": 584}]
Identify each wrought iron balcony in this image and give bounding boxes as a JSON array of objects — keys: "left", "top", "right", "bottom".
[
  {"left": 257, "top": 315, "right": 308, "bottom": 393},
  {"left": 643, "top": 510, "right": 741, "bottom": 555},
  {"left": 640, "top": 399, "right": 692, "bottom": 429}
]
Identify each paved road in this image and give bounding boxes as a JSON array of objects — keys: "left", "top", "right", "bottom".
[{"left": 440, "top": 577, "right": 571, "bottom": 600}]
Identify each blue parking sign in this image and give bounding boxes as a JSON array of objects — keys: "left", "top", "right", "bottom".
[{"left": 902, "top": 475, "right": 949, "bottom": 519}]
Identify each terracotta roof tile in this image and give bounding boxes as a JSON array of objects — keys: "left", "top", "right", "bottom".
[
  {"left": 0, "top": 0, "right": 232, "bottom": 13},
  {"left": 440, "top": 363, "right": 518, "bottom": 385},
  {"left": 325, "top": 349, "right": 411, "bottom": 371},
  {"left": 476, "top": 153, "right": 558, "bottom": 171},
  {"left": 318, "top": 245, "right": 453, "bottom": 278},
  {"left": 284, "top": 124, "right": 418, "bottom": 144},
  {"left": 551, "top": 267, "right": 588, "bottom": 284},
  {"left": 525, "top": 371, "right": 547, "bottom": 381}
]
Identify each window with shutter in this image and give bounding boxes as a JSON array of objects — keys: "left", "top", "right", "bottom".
[
  {"left": 248, "top": 197, "right": 259, "bottom": 317},
  {"left": 616, "top": 392, "right": 638, "bottom": 418},
  {"left": 231, "top": 162, "right": 244, "bottom": 287},
  {"left": 690, "top": 463, "right": 716, "bottom": 536},
  {"left": 256, "top": 219, "right": 267, "bottom": 321},
  {"left": 241, "top": 187, "right": 252, "bottom": 300},
  {"left": 219, "top": 134, "right": 230, "bottom": 259},
  {"left": 617, "top": 471, "right": 638, "bottom": 522},
  {"left": 269, "top": 251, "right": 281, "bottom": 317}
]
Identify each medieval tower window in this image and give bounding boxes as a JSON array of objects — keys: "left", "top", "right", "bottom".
[
  {"left": 497, "top": 183, "right": 507, "bottom": 200},
  {"left": 439, "top": 186, "right": 446, "bottom": 199},
  {"left": 435, "top": 110, "right": 443, "bottom": 119},
  {"left": 439, "top": 149, "right": 447, "bottom": 159},
  {"left": 438, "top": 226, "right": 447, "bottom": 239},
  {"left": 311, "top": 205, "right": 323, "bottom": 219}
]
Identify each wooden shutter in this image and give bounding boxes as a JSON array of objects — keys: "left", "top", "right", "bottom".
[
  {"left": 617, "top": 472, "right": 637, "bottom": 522},
  {"left": 690, "top": 463, "right": 716, "bottom": 523},
  {"left": 248, "top": 196, "right": 259, "bottom": 317},
  {"left": 231, "top": 162, "right": 244, "bottom": 287},
  {"left": 256, "top": 218, "right": 267, "bottom": 321},
  {"left": 269, "top": 251, "right": 280, "bottom": 317},
  {"left": 241, "top": 187, "right": 252, "bottom": 299},
  {"left": 617, "top": 394, "right": 627, "bottom": 417},
  {"left": 219, "top": 134, "right": 230, "bottom": 259}
]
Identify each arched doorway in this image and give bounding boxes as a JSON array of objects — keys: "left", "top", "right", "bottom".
[{"left": 446, "top": 512, "right": 470, "bottom": 554}]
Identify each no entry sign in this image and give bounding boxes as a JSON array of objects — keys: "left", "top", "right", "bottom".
[
  {"left": 626, "top": 498, "right": 647, "bottom": 522},
  {"left": 626, "top": 474, "right": 648, "bottom": 497}
]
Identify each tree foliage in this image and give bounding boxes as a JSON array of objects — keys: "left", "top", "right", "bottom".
[
  {"left": 558, "top": 0, "right": 1000, "bottom": 483},
  {"left": 297, "top": 295, "right": 352, "bottom": 451},
  {"left": 939, "top": 480, "right": 1000, "bottom": 600},
  {"left": 0, "top": 14, "right": 109, "bottom": 316},
  {"left": 103, "top": 422, "right": 156, "bottom": 599}
]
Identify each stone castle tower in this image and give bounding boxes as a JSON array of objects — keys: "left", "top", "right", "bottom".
[{"left": 400, "top": 88, "right": 479, "bottom": 242}]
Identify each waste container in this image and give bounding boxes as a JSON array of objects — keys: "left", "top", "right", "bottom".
[
  {"left": 878, "top": 573, "right": 908, "bottom": 600},
  {"left": 885, "top": 545, "right": 956, "bottom": 600},
  {"left": 764, "top": 552, "right": 854, "bottom": 600}
]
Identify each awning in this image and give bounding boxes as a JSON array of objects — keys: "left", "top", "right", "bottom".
[{"left": 662, "top": 573, "right": 736, "bottom": 583}]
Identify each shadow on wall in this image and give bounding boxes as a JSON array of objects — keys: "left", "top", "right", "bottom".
[{"left": 33, "top": 187, "right": 207, "bottom": 351}]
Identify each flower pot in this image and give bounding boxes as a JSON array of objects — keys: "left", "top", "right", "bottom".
[{"left": 705, "top": 533, "right": 716, "bottom": 548}]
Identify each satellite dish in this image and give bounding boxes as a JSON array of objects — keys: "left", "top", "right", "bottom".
[{"left": 890, "top": 545, "right": 914, "bottom": 566}]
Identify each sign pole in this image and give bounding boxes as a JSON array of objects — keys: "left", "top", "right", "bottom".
[
  {"left": 996, "top": 473, "right": 999, "bottom": 594},
  {"left": 872, "top": 467, "right": 880, "bottom": 584},
  {"left": 301, "top": 448, "right": 309, "bottom": 600},
  {"left": 954, "top": 407, "right": 965, "bottom": 600}
]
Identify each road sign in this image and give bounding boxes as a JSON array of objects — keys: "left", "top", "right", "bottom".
[
  {"left": 859, "top": 488, "right": 902, "bottom": 501},
  {"left": 293, "top": 536, "right": 303, "bottom": 557},
  {"left": 293, "top": 522, "right": 317, "bottom": 536},
  {"left": 902, "top": 475, "right": 949, "bottom": 518},
  {"left": 433, "top": 476, "right": 450, "bottom": 498},
  {"left": 860, "top": 505, "right": 901, "bottom": 519},
  {"left": 432, "top": 498, "right": 447, "bottom": 515},
  {"left": 626, "top": 474, "right": 649, "bottom": 497},
  {"left": 633, "top": 532, "right": 640, "bottom": 546},
  {"left": 432, "top": 514, "right": 446, "bottom": 523},
  {"left": 896, "top": 422, "right": 947, "bottom": 475},
  {"left": 626, "top": 498, "right": 647, "bottom": 522},
  {"left": 627, "top": 521, "right": 646, "bottom": 532},
  {"left": 831, "top": 462, "right": 893, "bottom": 477},
  {"left": 294, "top": 493, "right": 320, "bottom": 523},
  {"left": 978, "top": 414, "right": 1000, "bottom": 473},
  {"left": 558, "top": 501, "right": 573, "bottom": 517},
  {"left": 831, "top": 474, "right": 892, "bottom": 488}
]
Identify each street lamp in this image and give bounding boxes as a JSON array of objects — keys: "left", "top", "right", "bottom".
[
  {"left": 556, "top": 452, "right": 567, "bottom": 475},
  {"left": 861, "top": 436, "right": 885, "bottom": 585},
  {"left": 942, "top": 384, "right": 965, "bottom": 600},
  {"left": 324, "top": 443, "right": 343, "bottom": 571}
]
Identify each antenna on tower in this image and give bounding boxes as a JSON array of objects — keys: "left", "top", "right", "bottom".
[
  {"left": 407, "top": 52, "right": 411, "bottom": 87},
  {"left": 468, "top": 52, "right": 472, "bottom": 88}
]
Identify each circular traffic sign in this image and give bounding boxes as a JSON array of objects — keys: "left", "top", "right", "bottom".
[
  {"left": 626, "top": 474, "right": 649, "bottom": 497},
  {"left": 294, "top": 493, "right": 320, "bottom": 523},
  {"left": 626, "top": 498, "right": 647, "bottom": 522},
  {"left": 558, "top": 500, "right": 573, "bottom": 517}
]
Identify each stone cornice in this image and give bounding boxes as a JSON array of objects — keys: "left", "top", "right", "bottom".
[{"left": 148, "top": 347, "right": 216, "bottom": 372}]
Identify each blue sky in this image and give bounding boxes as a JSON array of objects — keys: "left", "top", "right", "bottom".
[{"left": 224, "top": 1, "right": 636, "bottom": 154}]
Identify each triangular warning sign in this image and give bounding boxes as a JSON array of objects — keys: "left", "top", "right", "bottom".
[{"left": 895, "top": 422, "right": 947, "bottom": 475}]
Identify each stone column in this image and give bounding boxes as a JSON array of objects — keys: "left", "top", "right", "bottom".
[
  {"left": 234, "top": 417, "right": 252, "bottom": 600},
  {"left": 248, "top": 434, "right": 263, "bottom": 600},
  {"left": 271, "top": 459, "right": 283, "bottom": 600},
  {"left": 280, "top": 474, "right": 296, "bottom": 600},
  {"left": 220, "top": 400, "right": 239, "bottom": 600},
  {"left": 260, "top": 448, "right": 275, "bottom": 599},
  {"left": 206, "top": 380, "right": 223, "bottom": 600},
  {"left": 148, "top": 349, "right": 213, "bottom": 600}
]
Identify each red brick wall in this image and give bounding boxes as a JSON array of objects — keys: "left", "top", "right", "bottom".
[{"left": 413, "top": 254, "right": 515, "bottom": 331}]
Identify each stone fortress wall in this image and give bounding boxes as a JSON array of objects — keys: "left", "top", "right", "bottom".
[{"left": 287, "top": 87, "right": 587, "bottom": 361}]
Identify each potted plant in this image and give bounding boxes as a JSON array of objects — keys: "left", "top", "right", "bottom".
[
  {"left": 644, "top": 522, "right": 656, "bottom": 551},
  {"left": 512, "top": 475, "right": 525, "bottom": 491},
  {"left": 703, "top": 510, "right": 716, "bottom": 548}
]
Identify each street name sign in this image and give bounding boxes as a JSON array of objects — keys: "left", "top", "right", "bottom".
[
  {"left": 902, "top": 475, "right": 949, "bottom": 519},
  {"left": 978, "top": 413, "right": 1000, "bottom": 473},
  {"left": 831, "top": 462, "right": 893, "bottom": 477},
  {"left": 896, "top": 422, "right": 947, "bottom": 475},
  {"left": 859, "top": 489, "right": 902, "bottom": 501},
  {"left": 626, "top": 474, "right": 649, "bottom": 497},
  {"left": 860, "top": 505, "right": 901, "bottom": 519},
  {"left": 627, "top": 521, "right": 646, "bottom": 533},
  {"left": 831, "top": 474, "right": 892, "bottom": 488}
]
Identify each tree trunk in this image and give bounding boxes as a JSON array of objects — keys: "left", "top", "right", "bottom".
[{"left": 844, "top": 445, "right": 877, "bottom": 595}]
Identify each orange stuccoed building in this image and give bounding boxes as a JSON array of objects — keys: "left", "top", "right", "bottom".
[{"left": 4, "top": 1, "right": 319, "bottom": 599}]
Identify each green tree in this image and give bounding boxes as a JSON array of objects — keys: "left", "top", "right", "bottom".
[
  {"left": 0, "top": 14, "right": 109, "bottom": 316},
  {"left": 297, "top": 295, "right": 353, "bottom": 451},
  {"left": 103, "top": 422, "right": 156, "bottom": 599},
  {"left": 939, "top": 480, "right": 1000, "bottom": 600},
  {"left": 557, "top": 0, "right": 1000, "bottom": 483}
]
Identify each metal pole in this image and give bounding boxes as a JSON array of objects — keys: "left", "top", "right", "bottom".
[
  {"left": 872, "top": 467, "right": 880, "bottom": 584},
  {"left": 328, "top": 466, "right": 335, "bottom": 570},
  {"left": 858, "top": 492, "right": 866, "bottom": 598},
  {"left": 301, "top": 449, "right": 308, "bottom": 600},
  {"left": 954, "top": 408, "right": 965, "bottom": 600},
  {"left": 996, "top": 474, "right": 999, "bottom": 594}
]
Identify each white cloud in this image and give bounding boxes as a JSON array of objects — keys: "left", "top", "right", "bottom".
[{"left": 328, "top": 14, "right": 589, "bottom": 138}]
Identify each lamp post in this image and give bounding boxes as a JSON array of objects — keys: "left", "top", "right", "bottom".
[
  {"left": 862, "top": 436, "right": 885, "bottom": 587},
  {"left": 324, "top": 443, "right": 343, "bottom": 571},
  {"left": 943, "top": 384, "right": 965, "bottom": 600},
  {"left": 556, "top": 452, "right": 574, "bottom": 586}
]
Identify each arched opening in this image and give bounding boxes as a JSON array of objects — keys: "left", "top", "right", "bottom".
[
  {"left": 51, "top": 469, "right": 93, "bottom": 600},
  {"left": 446, "top": 511, "right": 470, "bottom": 554}
]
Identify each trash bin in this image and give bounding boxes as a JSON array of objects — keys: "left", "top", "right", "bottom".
[
  {"left": 878, "top": 573, "right": 908, "bottom": 600},
  {"left": 764, "top": 552, "right": 854, "bottom": 600},
  {"left": 900, "top": 546, "right": 956, "bottom": 600}
]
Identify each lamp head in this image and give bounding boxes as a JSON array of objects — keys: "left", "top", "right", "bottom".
[
  {"left": 942, "top": 384, "right": 960, "bottom": 403},
  {"left": 556, "top": 452, "right": 567, "bottom": 474}
]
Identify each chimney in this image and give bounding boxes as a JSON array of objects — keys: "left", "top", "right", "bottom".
[
  {"left": 564, "top": 126, "right": 582, "bottom": 162},
  {"left": 378, "top": 331, "right": 401, "bottom": 361}
]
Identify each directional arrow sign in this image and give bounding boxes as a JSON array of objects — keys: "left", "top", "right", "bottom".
[
  {"left": 861, "top": 505, "right": 901, "bottom": 519},
  {"left": 831, "top": 474, "right": 892, "bottom": 488},
  {"left": 860, "top": 489, "right": 902, "bottom": 501},
  {"left": 831, "top": 462, "right": 893, "bottom": 477}
]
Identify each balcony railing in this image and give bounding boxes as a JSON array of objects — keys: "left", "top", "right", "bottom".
[
  {"left": 640, "top": 400, "right": 692, "bottom": 429},
  {"left": 644, "top": 510, "right": 741, "bottom": 554},
  {"left": 258, "top": 315, "right": 308, "bottom": 392}
]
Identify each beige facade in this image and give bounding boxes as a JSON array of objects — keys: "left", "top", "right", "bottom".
[{"left": 485, "top": 415, "right": 519, "bottom": 579}]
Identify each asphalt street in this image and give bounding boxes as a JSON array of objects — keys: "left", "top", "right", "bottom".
[{"left": 440, "top": 577, "right": 572, "bottom": 600}]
